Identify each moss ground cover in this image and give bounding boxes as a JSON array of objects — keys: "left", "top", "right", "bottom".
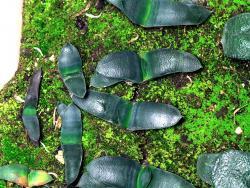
[{"left": 0, "top": 0, "right": 249, "bottom": 187}]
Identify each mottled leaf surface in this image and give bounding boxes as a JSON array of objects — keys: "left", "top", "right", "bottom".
[
  {"left": 28, "top": 170, "right": 54, "bottom": 187},
  {"left": 58, "top": 44, "right": 86, "bottom": 98},
  {"left": 72, "top": 90, "right": 182, "bottom": 131},
  {"left": 106, "top": 0, "right": 211, "bottom": 27},
  {"left": 90, "top": 49, "right": 202, "bottom": 88},
  {"left": 58, "top": 103, "right": 83, "bottom": 185},
  {"left": 222, "top": 13, "right": 250, "bottom": 60},
  {"left": 22, "top": 69, "right": 42, "bottom": 145},
  {"left": 197, "top": 150, "right": 250, "bottom": 188}
]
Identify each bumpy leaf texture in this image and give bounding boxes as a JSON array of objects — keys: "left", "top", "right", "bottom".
[
  {"left": 106, "top": 0, "right": 211, "bottom": 27},
  {"left": 77, "top": 156, "right": 194, "bottom": 188},
  {"left": 90, "top": 49, "right": 202, "bottom": 88},
  {"left": 0, "top": 164, "right": 53, "bottom": 187},
  {"left": 197, "top": 150, "right": 250, "bottom": 188},
  {"left": 58, "top": 103, "right": 83, "bottom": 185},
  {"left": 58, "top": 43, "right": 86, "bottom": 98},
  {"left": 222, "top": 13, "right": 250, "bottom": 60},
  {"left": 72, "top": 90, "right": 182, "bottom": 131},
  {"left": 22, "top": 69, "right": 42, "bottom": 146}
]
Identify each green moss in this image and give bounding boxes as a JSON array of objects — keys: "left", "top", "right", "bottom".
[{"left": 0, "top": 0, "right": 249, "bottom": 187}]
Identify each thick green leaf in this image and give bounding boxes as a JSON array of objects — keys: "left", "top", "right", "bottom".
[
  {"left": 106, "top": 0, "right": 211, "bottom": 27},
  {"left": 58, "top": 43, "right": 86, "bottom": 98},
  {"left": 22, "top": 69, "right": 42, "bottom": 146},
  {"left": 90, "top": 49, "right": 202, "bottom": 88},
  {"left": 0, "top": 164, "right": 29, "bottom": 187},
  {"left": 222, "top": 13, "right": 250, "bottom": 60},
  {"left": 147, "top": 167, "right": 194, "bottom": 188},
  {"left": 58, "top": 103, "right": 83, "bottom": 185},
  {"left": 197, "top": 150, "right": 250, "bottom": 188},
  {"left": 72, "top": 90, "right": 182, "bottom": 130},
  {"left": 79, "top": 156, "right": 194, "bottom": 188},
  {"left": 86, "top": 156, "right": 151, "bottom": 188},
  {"left": 77, "top": 173, "right": 115, "bottom": 188}
]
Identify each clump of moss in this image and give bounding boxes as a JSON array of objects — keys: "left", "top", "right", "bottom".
[{"left": 0, "top": 0, "right": 249, "bottom": 187}]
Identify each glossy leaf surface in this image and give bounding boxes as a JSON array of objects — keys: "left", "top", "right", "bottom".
[
  {"left": 72, "top": 90, "right": 182, "bottom": 131},
  {"left": 90, "top": 49, "right": 202, "bottom": 88},
  {"left": 58, "top": 43, "right": 86, "bottom": 98},
  {"left": 197, "top": 150, "right": 250, "bottom": 188},
  {"left": 22, "top": 69, "right": 42, "bottom": 145},
  {"left": 106, "top": 0, "right": 211, "bottom": 27},
  {"left": 222, "top": 13, "right": 250, "bottom": 60},
  {"left": 58, "top": 103, "right": 83, "bottom": 185}
]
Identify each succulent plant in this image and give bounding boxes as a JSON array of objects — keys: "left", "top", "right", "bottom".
[
  {"left": 0, "top": 164, "right": 53, "bottom": 187},
  {"left": 221, "top": 13, "right": 250, "bottom": 61},
  {"left": 197, "top": 150, "right": 250, "bottom": 188},
  {"left": 77, "top": 156, "right": 194, "bottom": 188},
  {"left": 57, "top": 103, "right": 83, "bottom": 185},
  {"left": 106, "top": 0, "right": 211, "bottom": 27},
  {"left": 22, "top": 69, "right": 42, "bottom": 146},
  {"left": 90, "top": 49, "right": 202, "bottom": 88},
  {"left": 72, "top": 90, "right": 182, "bottom": 131},
  {"left": 58, "top": 43, "right": 86, "bottom": 98}
]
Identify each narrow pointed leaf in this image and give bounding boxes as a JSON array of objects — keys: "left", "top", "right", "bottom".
[
  {"left": 72, "top": 90, "right": 182, "bottom": 131},
  {"left": 58, "top": 103, "right": 83, "bottom": 185},
  {"left": 222, "top": 13, "right": 250, "bottom": 60},
  {"left": 0, "top": 165, "right": 29, "bottom": 187},
  {"left": 22, "top": 69, "right": 42, "bottom": 145},
  {"left": 58, "top": 43, "right": 86, "bottom": 98},
  {"left": 106, "top": 0, "right": 211, "bottom": 27},
  {"left": 90, "top": 49, "right": 202, "bottom": 88},
  {"left": 197, "top": 150, "right": 250, "bottom": 188},
  {"left": 28, "top": 170, "right": 53, "bottom": 187}
]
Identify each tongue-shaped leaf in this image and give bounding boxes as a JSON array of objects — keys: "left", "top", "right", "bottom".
[
  {"left": 106, "top": 0, "right": 211, "bottom": 27},
  {"left": 22, "top": 69, "right": 42, "bottom": 146},
  {"left": 58, "top": 103, "right": 83, "bottom": 185},
  {"left": 197, "top": 150, "right": 250, "bottom": 188},
  {"left": 72, "top": 90, "right": 182, "bottom": 131},
  {"left": 221, "top": 13, "right": 250, "bottom": 60},
  {"left": 58, "top": 43, "right": 86, "bottom": 98},
  {"left": 86, "top": 156, "right": 151, "bottom": 188},
  {"left": 0, "top": 164, "right": 29, "bottom": 187},
  {"left": 28, "top": 170, "right": 53, "bottom": 187},
  {"left": 90, "top": 49, "right": 202, "bottom": 88}
]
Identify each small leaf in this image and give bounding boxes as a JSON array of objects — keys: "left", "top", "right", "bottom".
[{"left": 28, "top": 170, "right": 53, "bottom": 187}]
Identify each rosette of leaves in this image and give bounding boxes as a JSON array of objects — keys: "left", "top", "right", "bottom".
[
  {"left": 106, "top": 0, "right": 211, "bottom": 27},
  {"left": 221, "top": 13, "right": 250, "bottom": 60},
  {"left": 58, "top": 43, "right": 86, "bottom": 98},
  {"left": 90, "top": 49, "right": 202, "bottom": 88},
  {"left": 72, "top": 90, "right": 182, "bottom": 131},
  {"left": 22, "top": 69, "right": 42, "bottom": 146},
  {"left": 197, "top": 150, "right": 250, "bottom": 188},
  {"left": 57, "top": 103, "right": 83, "bottom": 185},
  {"left": 0, "top": 164, "right": 53, "bottom": 187},
  {"left": 77, "top": 156, "right": 194, "bottom": 188}
]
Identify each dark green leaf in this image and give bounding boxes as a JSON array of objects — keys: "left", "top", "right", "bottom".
[
  {"left": 22, "top": 69, "right": 42, "bottom": 146},
  {"left": 58, "top": 44, "right": 86, "bottom": 98},
  {"left": 197, "top": 150, "right": 250, "bottom": 188},
  {"left": 90, "top": 49, "right": 202, "bottom": 88},
  {"left": 222, "top": 13, "right": 250, "bottom": 60},
  {"left": 58, "top": 103, "right": 83, "bottom": 185},
  {"left": 72, "top": 90, "right": 182, "bottom": 131},
  {"left": 106, "top": 0, "right": 211, "bottom": 27}
]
